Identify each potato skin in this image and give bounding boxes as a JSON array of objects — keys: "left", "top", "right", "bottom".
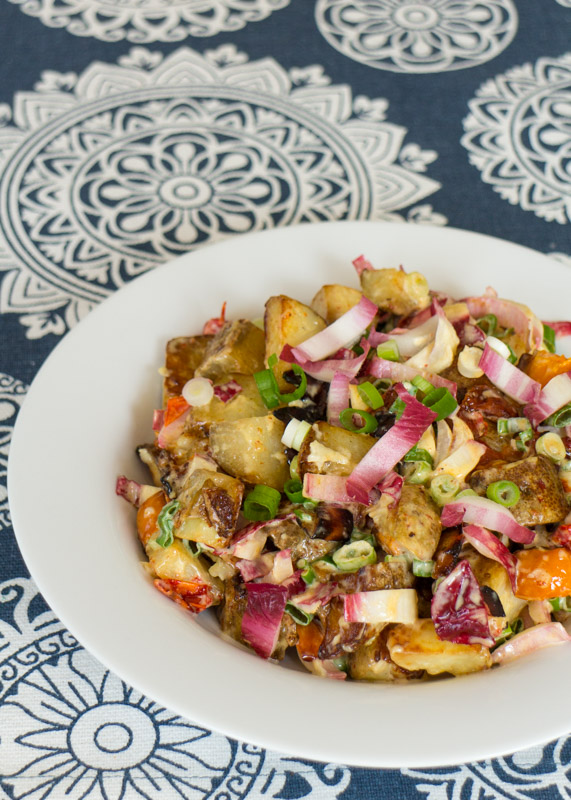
[
  {"left": 164, "top": 335, "right": 210, "bottom": 402},
  {"left": 196, "top": 320, "right": 265, "bottom": 380},
  {"left": 387, "top": 619, "right": 492, "bottom": 676},
  {"left": 310, "top": 284, "right": 362, "bottom": 323},
  {"left": 369, "top": 483, "right": 442, "bottom": 562},
  {"left": 264, "top": 295, "right": 326, "bottom": 388},
  {"left": 348, "top": 628, "right": 424, "bottom": 681}
]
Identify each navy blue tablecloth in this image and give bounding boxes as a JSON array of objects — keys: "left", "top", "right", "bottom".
[{"left": 1, "top": 1, "right": 570, "bottom": 797}]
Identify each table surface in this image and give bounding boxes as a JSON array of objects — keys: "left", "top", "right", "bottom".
[{"left": 1, "top": 0, "right": 571, "bottom": 797}]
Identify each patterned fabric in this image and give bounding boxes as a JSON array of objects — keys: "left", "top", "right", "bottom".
[{"left": 1, "top": 0, "right": 570, "bottom": 797}]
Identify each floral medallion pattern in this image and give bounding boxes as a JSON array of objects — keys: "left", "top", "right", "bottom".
[
  {"left": 0, "top": 373, "right": 27, "bottom": 531},
  {"left": 405, "top": 743, "right": 571, "bottom": 800},
  {"left": 0, "top": 45, "right": 442, "bottom": 339},
  {"left": 0, "top": 577, "right": 351, "bottom": 800},
  {"left": 462, "top": 54, "right": 571, "bottom": 224},
  {"left": 314, "top": 0, "right": 517, "bottom": 73},
  {"left": 6, "top": 0, "right": 290, "bottom": 42}
]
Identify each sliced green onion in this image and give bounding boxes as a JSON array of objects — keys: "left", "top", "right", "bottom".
[
  {"left": 285, "top": 602, "right": 314, "bottom": 626},
  {"left": 294, "top": 508, "right": 314, "bottom": 524},
  {"left": 404, "top": 446, "right": 434, "bottom": 467},
  {"left": 377, "top": 339, "right": 400, "bottom": 361},
  {"left": 339, "top": 408, "right": 377, "bottom": 434},
  {"left": 493, "top": 618, "right": 523, "bottom": 647},
  {"left": 430, "top": 474, "right": 461, "bottom": 506},
  {"left": 389, "top": 397, "right": 406, "bottom": 419},
  {"left": 517, "top": 428, "right": 533, "bottom": 451},
  {"left": 269, "top": 355, "right": 308, "bottom": 404},
  {"left": 254, "top": 367, "right": 280, "bottom": 409},
  {"left": 350, "top": 530, "right": 376, "bottom": 547},
  {"left": 284, "top": 478, "right": 305, "bottom": 504},
  {"left": 156, "top": 500, "right": 180, "bottom": 548},
  {"left": 506, "top": 343, "right": 517, "bottom": 364},
  {"left": 411, "top": 375, "right": 434, "bottom": 395},
  {"left": 486, "top": 480, "right": 520, "bottom": 507},
  {"left": 536, "top": 432, "right": 566, "bottom": 463},
  {"left": 456, "top": 488, "right": 478, "bottom": 499},
  {"left": 412, "top": 559, "right": 434, "bottom": 578},
  {"left": 497, "top": 417, "right": 531, "bottom": 436},
  {"left": 282, "top": 418, "right": 311, "bottom": 450},
  {"left": 290, "top": 454, "right": 300, "bottom": 480},
  {"left": 243, "top": 484, "right": 281, "bottom": 521},
  {"left": 384, "top": 554, "right": 409, "bottom": 564},
  {"left": 549, "top": 596, "right": 570, "bottom": 612},
  {"left": 549, "top": 403, "right": 571, "bottom": 427},
  {"left": 301, "top": 566, "right": 316, "bottom": 585},
  {"left": 332, "top": 540, "right": 376, "bottom": 572},
  {"left": 422, "top": 387, "right": 458, "bottom": 421},
  {"left": 543, "top": 323, "right": 556, "bottom": 354},
  {"left": 357, "top": 381, "right": 384, "bottom": 410},
  {"left": 406, "top": 461, "right": 432, "bottom": 485},
  {"left": 477, "top": 314, "right": 497, "bottom": 336}
]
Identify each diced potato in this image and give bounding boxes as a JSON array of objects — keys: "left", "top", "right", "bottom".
[
  {"left": 469, "top": 456, "right": 567, "bottom": 526},
  {"left": 310, "top": 284, "right": 362, "bottom": 323},
  {"left": 187, "top": 374, "right": 268, "bottom": 425},
  {"left": 175, "top": 469, "right": 244, "bottom": 544},
  {"left": 146, "top": 538, "right": 222, "bottom": 602},
  {"left": 360, "top": 268, "right": 430, "bottom": 316},
  {"left": 163, "top": 335, "right": 210, "bottom": 402},
  {"left": 298, "top": 421, "right": 376, "bottom": 477},
  {"left": 463, "top": 550, "right": 526, "bottom": 624},
  {"left": 264, "top": 295, "right": 326, "bottom": 388},
  {"left": 196, "top": 320, "right": 265, "bottom": 380},
  {"left": 387, "top": 619, "right": 492, "bottom": 676},
  {"left": 369, "top": 483, "right": 441, "bottom": 562},
  {"left": 348, "top": 630, "right": 423, "bottom": 681},
  {"left": 209, "top": 414, "right": 289, "bottom": 489}
]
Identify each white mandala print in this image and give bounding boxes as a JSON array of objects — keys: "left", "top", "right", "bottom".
[
  {"left": 462, "top": 54, "right": 571, "bottom": 224},
  {"left": 0, "top": 373, "right": 27, "bottom": 531},
  {"left": 0, "top": 576, "right": 351, "bottom": 800},
  {"left": 0, "top": 46, "right": 442, "bottom": 339},
  {"left": 405, "top": 741, "right": 571, "bottom": 800},
  {"left": 315, "top": 0, "right": 517, "bottom": 74},
  {"left": 555, "top": 0, "right": 571, "bottom": 6},
  {"left": 6, "top": 0, "right": 290, "bottom": 42}
]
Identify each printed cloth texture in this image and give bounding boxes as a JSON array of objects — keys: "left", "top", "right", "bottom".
[{"left": 1, "top": 0, "right": 571, "bottom": 797}]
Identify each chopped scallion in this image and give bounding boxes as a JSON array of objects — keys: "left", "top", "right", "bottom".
[
  {"left": 377, "top": 339, "right": 400, "bottom": 362},
  {"left": 156, "top": 500, "right": 180, "bottom": 548},
  {"left": 332, "top": 540, "right": 376, "bottom": 572},
  {"left": 406, "top": 461, "right": 432, "bottom": 485},
  {"left": 543, "top": 323, "right": 556, "bottom": 354},
  {"left": 404, "top": 446, "right": 434, "bottom": 467},
  {"left": 430, "top": 473, "right": 461, "bottom": 506},
  {"left": 357, "top": 381, "right": 384, "bottom": 410},
  {"left": 243, "top": 484, "right": 281, "bottom": 521},
  {"left": 389, "top": 397, "right": 407, "bottom": 419},
  {"left": 477, "top": 314, "right": 497, "bottom": 336},
  {"left": 339, "top": 408, "right": 377, "bottom": 434},
  {"left": 536, "top": 432, "right": 566, "bottom": 463},
  {"left": 422, "top": 387, "right": 458, "bottom": 421},
  {"left": 549, "top": 403, "right": 571, "bottom": 427},
  {"left": 486, "top": 480, "right": 520, "bottom": 507},
  {"left": 284, "top": 478, "right": 305, "bottom": 504},
  {"left": 412, "top": 559, "right": 434, "bottom": 578},
  {"left": 411, "top": 375, "right": 434, "bottom": 395},
  {"left": 285, "top": 602, "right": 314, "bottom": 626}
]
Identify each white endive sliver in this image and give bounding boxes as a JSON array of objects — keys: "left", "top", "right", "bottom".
[
  {"left": 282, "top": 418, "right": 311, "bottom": 450},
  {"left": 343, "top": 589, "right": 418, "bottom": 624},
  {"left": 292, "top": 296, "right": 377, "bottom": 361},
  {"left": 486, "top": 335, "right": 511, "bottom": 360},
  {"left": 182, "top": 377, "right": 214, "bottom": 406}
]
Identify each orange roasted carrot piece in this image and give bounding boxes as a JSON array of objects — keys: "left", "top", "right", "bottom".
[
  {"left": 524, "top": 352, "right": 571, "bottom": 387},
  {"left": 136, "top": 491, "right": 167, "bottom": 546},
  {"left": 515, "top": 547, "right": 571, "bottom": 600}
]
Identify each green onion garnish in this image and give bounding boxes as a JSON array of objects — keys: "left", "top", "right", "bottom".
[
  {"left": 430, "top": 474, "right": 461, "bottom": 506},
  {"left": 156, "top": 500, "right": 180, "bottom": 548},
  {"left": 506, "top": 343, "right": 517, "bottom": 364},
  {"left": 269, "top": 354, "right": 307, "bottom": 404},
  {"left": 497, "top": 417, "right": 531, "bottom": 436},
  {"left": 332, "top": 540, "right": 376, "bottom": 572},
  {"left": 285, "top": 602, "right": 314, "bottom": 626},
  {"left": 384, "top": 554, "right": 409, "bottom": 564},
  {"left": 350, "top": 529, "right": 376, "bottom": 547},
  {"left": 517, "top": 428, "right": 533, "bottom": 451},
  {"left": 543, "top": 323, "right": 556, "bottom": 354},
  {"left": 406, "top": 461, "right": 432, "bottom": 485},
  {"left": 422, "top": 387, "right": 458, "bottom": 421},
  {"left": 411, "top": 375, "right": 434, "bottom": 395},
  {"left": 477, "top": 314, "right": 497, "bottom": 336},
  {"left": 404, "top": 446, "right": 434, "bottom": 467},
  {"left": 357, "top": 381, "right": 384, "bottom": 410},
  {"left": 535, "top": 432, "right": 566, "bottom": 463},
  {"left": 456, "top": 488, "right": 478, "bottom": 499},
  {"left": 284, "top": 478, "right": 305, "bottom": 504},
  {"left": 549, "top": 403, "right": 571, "bottom": 427},
  {"left": 243, "top": 484, "right": 281, "bottom": 521},
  {"left": 339, "top": 408, "right": 377, "bottom": 434},
  {"left": 301, "top": 566, "right": 316, "bottom": 585},
  {"left": 486, "top": 480, "right": 520, "bottom": 507},
  {"left": 294, "top": 508, "right": 313, "bottom": 523},
  {"left": 412, "top": 559, "right": 434, "bottom": 578},
  {"left": 389, "top": 397, "right": 406, "bottom": 419},
  {"left": 549, "top": 596, "right": 570, "bottom": 612},
  {"left": 254, "top": 354, "right": 307, "bottom": 409},
  {"left": 377, "top": 340, "right": 400, "bottom": 362}
]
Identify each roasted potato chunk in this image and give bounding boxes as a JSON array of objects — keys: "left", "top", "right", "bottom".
[
  {"left": 310, "top": 284, "right": 362, "bottom": 323},
  {"left": 369, "top": 483, "right": 442, "bottom": 562},
  {"left": 387, "top": 619, "right": 492, "bottom": 676},
  {"left": 348, "top": 628, "right": 424, "bottom": 681},
  {"left": 186, "top": 374, "right": 268, "bottom": 425},
  {"left": 463, "top": 549, "right": 526, "bottom": 625},
  {"left": 196, "top": 320, "right": 265, "bottom": 380},
  {"left": 298, "top": 421, "right": 376, "bottom": 477},
  {"left": 174, "top": 469, "right": 244, "bottom": 547},
  {"left": 209, "top": 414, "right": 289, "bottom": 489},
  {"left": 264, "top": 295, "right": 326, "bottom": 388},
  {"left": 335, "top": 560, "right": 414, "bottom": 593},
  {"left": 360, "top": 267, "right": 430, "bottom": 316},
  {"left": 163, "top": 335, "right": 210, "bottom": 402},
  {"left": 146, "top": 539, "right": 223, "bottom": 604},
  {"left": 469, "top": 455, "right": 567, "bottom": 525}
]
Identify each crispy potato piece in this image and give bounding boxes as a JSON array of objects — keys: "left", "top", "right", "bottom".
[
  {"left": 335, "top": 561, "right": 414, "bottom": 594},
  {"left": 360, "top": 268, "right": 430, "bottom": 316},
  {"left": 146, "top": 539, "right": 223, "bottom": 604},
  {"left": 310, "top": 284, "right": 362, "bottom": 324},
  {"left": 264, "top": 295, "right": 326, "bottom": 388},
  {"left": 298, "top": 421, "right": 376, "bottom": 477},
  {"left": 387, "top": 619, "right": 492, "bottom": 676},
  {"left": 318, "top": 597, "right": 367, "bottom": 659},
  {"left": 209, "top": 414, "right": 289, "bottom": 489},
  {"left": 469, "top": 456, "right": 567, "bottom": 526},
  {"left": 369, "top": 483, "right": 442, "bottom": 562},
  {"left": 186, "top": 374, "right": 268, "bottom": 425},
  {"left": 174, "top": 468, "right": 244, "bottom": 547},
  {"left": 348, "top": 628, "right": 424, "bottom": 681},
  {"left": 196, "top": 320, "right": 265, "bottom": 380},
  {"left": 163, "top": 335, "right": 210, "bottom": 402}
]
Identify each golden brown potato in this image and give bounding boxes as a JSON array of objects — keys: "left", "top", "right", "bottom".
[
  {"left": 146, "top": 538, "right": 223, "bottom": 603},
  {"left": 298, "top": 421, "right": 376, "bottom": 477},
  {"left": 463, "top": 549, "right": 526, "bottom": 625},
  {"left": 387, "top": 619, "right": 492, "bottom": 676},
  {"left": 196, "top": 320, "right": 265, "bottom": 380},
  {"left": 310, "top": 284, "right": 362, "bottom": 323},
  {"left": 209, "top": 414, "right": 289, "bottom": 489},
  {"left": 264, "top": 295, "right": 326, "bottom": 388},
  {"left": 174, "top": 468, "right": 244, "bottom": 546},
  {"left": 360, "top": 268, "right": 430, "bottom": 316},
  {"left": 163, "top": 335, "right": 210, "bottom": 402},
  {"left": 186, "top": 374, "right": 268, "bottom": 425},
  {"left": 369, "top": 483, "right": 441, "bottom": 562},
  {"left": 469, "top": 456, "right": 567, "bottom": 526},
  {"left": 348, "top": 628, "right": 423, "bottom": 681}
]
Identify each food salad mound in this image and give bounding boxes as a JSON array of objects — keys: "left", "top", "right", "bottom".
[{"left": 117, "top": 256, "right": 571, "bottom": 681}]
